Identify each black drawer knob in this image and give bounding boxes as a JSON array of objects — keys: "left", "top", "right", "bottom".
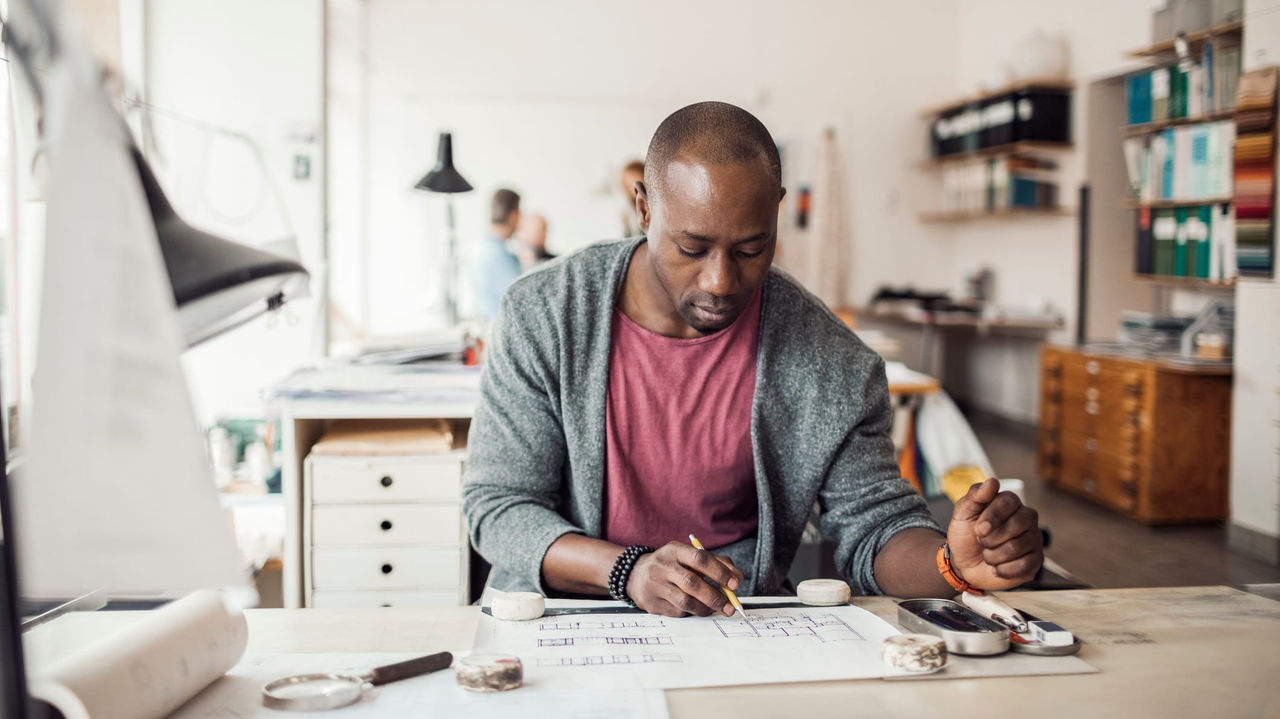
[
  {"left": 381, "top": 563, "right": 393, "bottom": 574},
  {"left": 380, "top": 476, "right": 393, "bottom": 488},
  {"left": 380, "top": 520, "right": 393, "bottom": 532}
]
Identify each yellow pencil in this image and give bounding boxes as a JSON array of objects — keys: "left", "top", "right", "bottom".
[{"left": 688, "top": 534, "right": 747, "bottom": 620}]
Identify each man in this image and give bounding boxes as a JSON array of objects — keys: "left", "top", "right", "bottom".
[
  {"left": 618, "top": 159, "right": 645, "bottom": 237},
  {"left": 515, "top": 212, "right": 556, "bottom": 270},
  {"left": 463, "top": 102, "right": 1042, "bottom": 617},
  {"left": 472, "top": 188, "right": 524, "bottom": 322}
]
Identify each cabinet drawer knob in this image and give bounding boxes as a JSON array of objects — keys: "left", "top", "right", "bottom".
[
  {"left": 381, "top": 563, "right": 394, "bottom": 575},
  {"left": 1085, "top": 401, "right": 1099, "bottom": 415},
  {"left": 379, "top": 476, "right": 394, "bottom": 488},
  {"left": 380, "top": 520, "right": 393, "bottom": 532},
  {"left": 1086, "top": 387, "right": 1099, "bottom": 401},
  {"left": 1085, "top": 438, "right": 1097, "bottom": 452},
  {"left": 1083, "top": 478, "right": 1097, "bottom": 494},
  {"left": 380, "top": 603, "right": 392, "bottom": 608},
  {"left": 1086, "top": 360, "right": 1100, "bottom": 375}
]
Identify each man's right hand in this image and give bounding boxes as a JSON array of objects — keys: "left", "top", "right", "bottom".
[{"left": 625, "top": 541, "right": 744, "bottom": 617}]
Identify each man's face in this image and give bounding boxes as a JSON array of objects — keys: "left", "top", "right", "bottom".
[
  {"left": 621, "top": 168, "right": 644, "bottom": 199},
  {"left": 518, "top": 215, "right": 547, "bottom": 250},
  {"left": 637, "top": 155, "right": 782, "bottom": 335}
]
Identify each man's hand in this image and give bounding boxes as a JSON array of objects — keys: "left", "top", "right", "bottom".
[
  {"left": 946, "top": 478, "right": 1044, "bottom": 591},
  {"left": 626, "top": 542, "right": 744, "bottom": 617}
]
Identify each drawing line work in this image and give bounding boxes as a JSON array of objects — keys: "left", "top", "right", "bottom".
[
  {"left": 539, "top": 619, "right": 667, "bottom": 631},
  {"left": 538, "top": 636, "right": 674, "bottom": 647},
  {"left": 536, "top": 654, "right": 684, "bottom": 667},
  {"left": 713, "top": 613, "right": 865, "bottom": 643}
]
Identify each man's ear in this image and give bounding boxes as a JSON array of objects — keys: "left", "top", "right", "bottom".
[{"left": 635, "top": 181, "right": 652, "bottom": 235}]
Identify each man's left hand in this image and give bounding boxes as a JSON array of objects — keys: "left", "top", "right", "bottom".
[{"left": 946, "top": 478, "right": 1044, "bottom": 591}]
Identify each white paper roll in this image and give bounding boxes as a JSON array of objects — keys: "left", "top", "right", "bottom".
[
  {"left": 882, "top": 633, "right": 947, "bottom": 673},
  {"left": 491, "top": 591, "right": 545, "bottom": 621},
  {"left": 28, "top": 590, "right": 249, "bottom": 719},
  {"left": 796, "top": 579, "right": 851, "bottom": 606}
]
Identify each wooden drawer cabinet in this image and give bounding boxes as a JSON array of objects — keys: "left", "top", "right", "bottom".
[{"left": 1038, "top": 345, "right": 1230, "bottom": 523}]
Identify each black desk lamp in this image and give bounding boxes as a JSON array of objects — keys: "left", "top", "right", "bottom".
[{"left": 414, "top": 132, "right": 473, "bottom": 327}]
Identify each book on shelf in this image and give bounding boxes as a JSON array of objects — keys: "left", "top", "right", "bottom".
[
  {"left": 1124, "top": 38, "right": 1242, "bottom": 126},
  {"left": 1125, "top": 121, "right": 1233, "bottom": 202},
  {"left": 1140, "top": 203, "right": 1235, "bottom": 281}
]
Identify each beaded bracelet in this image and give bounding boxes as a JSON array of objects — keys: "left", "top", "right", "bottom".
[{"left": 607, "top": 544, "right": 656, "bottom": 607}]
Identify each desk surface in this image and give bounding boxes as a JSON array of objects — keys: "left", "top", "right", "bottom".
[{"left": 24, "top": 586, "right": 1280, "bottom": 718}]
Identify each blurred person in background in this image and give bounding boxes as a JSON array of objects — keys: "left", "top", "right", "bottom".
[
  {"left": 473, "top": 188, "right": 524, "bottom": 322},
  {"left": 516, "top": 212, "right": 557, "bottom": 270},
  {"left": 619, "top": 159, "right": 645, "bottom": 237}
]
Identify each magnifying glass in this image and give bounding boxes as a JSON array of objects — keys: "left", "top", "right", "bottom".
[{"left": 262, "top": 651, "right": 454, "bottom": 711}]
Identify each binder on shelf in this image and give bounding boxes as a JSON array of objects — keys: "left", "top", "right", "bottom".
[
  {"left": 1196, "top": 205, "right": 1213, "bottom": 279},
  {"left": 1188, "top": 125, "right": 1210, "bottom": 199},
  {"left": 1135, "top": 207, "right": 1155, "bottom": 275},
  {"left": 1152, "top": 67, "right": 1171, "bottom": 122},
  {"left": 1160, "top": 128, "right": 1175, "bottom": 199},
  {"left": 1127, "top": 71, "right": 1153, "bottom": 125},
  {"left": 1152, "top": 208, "right": 1177, "bottom": 276},
  {"left": 1170, "top": 64, "right": 1189, "bottom": 120},
  {"left": 1174, "top": 207, "right": 1189, "bottom": 277}
]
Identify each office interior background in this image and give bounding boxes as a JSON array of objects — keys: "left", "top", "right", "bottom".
[{"left": 1, "top": 0, "right": 1279, "bottom": 612}]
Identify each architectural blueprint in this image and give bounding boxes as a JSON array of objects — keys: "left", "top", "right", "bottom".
[{"left": 471, "top": 605, "right": 903, "bottom": 690}]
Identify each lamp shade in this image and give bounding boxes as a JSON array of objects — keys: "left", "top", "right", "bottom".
[
  {"left": 131, "top": 147, "right": 310, "bottom": 346},
  {"left": 414, "top": 133, "right": 473, "bottom": 193}
]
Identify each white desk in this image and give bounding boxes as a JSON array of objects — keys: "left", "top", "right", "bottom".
[
  {"left": 272, "top": 365, "right": 480, "bottom": 608},
  {"left": 23, "top": 586, "right": 1280, "bottom": 718}
]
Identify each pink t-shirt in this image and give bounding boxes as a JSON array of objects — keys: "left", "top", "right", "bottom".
[{"left": 603, "top": 289, "right": 762, "bottom": 549}]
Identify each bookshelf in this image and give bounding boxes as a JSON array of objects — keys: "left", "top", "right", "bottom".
[
  {"left": 918, "top": 78, "right": 1074, "bottom": 117},
  {"left": 1122, "top": 197, "right": 1232, "bottom": 209},
  {"left": 1126, "top": 20, "right": 1243, "bottom": 58},
  {"left": 1128, "top": 273, "right": 1236, "bottom": 290},
  {"left": 1120, "top": 110, "right": 1236, "bottom": 137},
  {"left": 919, "top": 80, "right": 1074, "bottom": 220},
  {"left": 919, "top": 140, "right": 1072, "bottom": 166},
  {"left": 918, "top": 207, "right": 1075, "bottom": 223}
]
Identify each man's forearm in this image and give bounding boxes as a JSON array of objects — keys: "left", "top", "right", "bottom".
[
  {"left": 872, "top": 527, "right": 957, "bottom": 598},
  {"left": 541, "top": 534, "right": 625, "bottom": 595}
]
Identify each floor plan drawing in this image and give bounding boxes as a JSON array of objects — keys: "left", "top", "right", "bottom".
[
  {"left": 712, "top": 612, "right": 865, "bottom": 643},
  {"left": 473, "top": 603, "right": 906, "bottom": 690},
  {"left": 539, "top": 619, "right": 667, "bottom": 631},
  {"left": 536, "top": 653, "right": 683, "bottom": 667},
  {"left": 537, "top": 635, "right": 674, "bottom": 647}
]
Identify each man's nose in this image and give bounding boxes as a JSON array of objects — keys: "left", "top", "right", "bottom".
[{"left": 699, "top": 252, "right": 738, "bottom": 299}]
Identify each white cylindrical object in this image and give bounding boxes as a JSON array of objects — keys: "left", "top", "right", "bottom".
[
  {"left": 455, "top": 654, "right": 524, "bottom": 692},
  {"left": 882, "top": 634, "right": 948, "bottom": 673},
  {"left": 491, "top": 591, "right": 545, "bottom": 621},
  {"left": 28, "top": 590, "right": 249, "bottom": 719},
  {"left": 796, "top": 579, "right": 851, "bottom": 606}
]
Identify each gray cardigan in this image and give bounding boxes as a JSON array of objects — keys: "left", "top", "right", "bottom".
[{"left": 462, "top": 238, "right": 941, "bottom": 596}]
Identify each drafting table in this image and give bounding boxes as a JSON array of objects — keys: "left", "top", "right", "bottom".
[{"left": 22, "top": 586, "right": 1280, "bottom": 718}]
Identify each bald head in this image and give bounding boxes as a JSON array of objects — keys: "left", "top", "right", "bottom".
[{"left": 644, "top": 101, "right": 781, "bottom": 200}]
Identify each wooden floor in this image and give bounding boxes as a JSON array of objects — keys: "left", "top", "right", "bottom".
[{"left": 972, "top": 414, "right": 1280, "bottom": 589}]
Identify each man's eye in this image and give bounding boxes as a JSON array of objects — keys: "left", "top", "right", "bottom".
[
  {"left": 677, "top": 246, "right": 706, "bottom": 258},
  {"left": 738, "top": 249, "right": 762, "bottom": 259}
]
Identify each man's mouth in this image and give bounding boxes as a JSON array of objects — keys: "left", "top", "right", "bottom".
[{"left": 691, "top": 305, "right": 733, "bottom": 324}]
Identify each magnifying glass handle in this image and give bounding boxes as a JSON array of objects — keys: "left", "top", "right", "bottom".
[{"left": 366, "top": 651, "right": 454, "bottom": 686}]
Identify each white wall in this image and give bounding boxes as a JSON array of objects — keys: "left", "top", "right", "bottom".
[
  {"left": 1229, "top": 0, "right": 1280, "bottom": 558},
  {"left": 326, "top": 0, "right": 964, "bottom": 337},
  {"left": 138, "top": 0, "right": 325, "bottom": 425},
  {"left": 933, "top": 0, "right": 1163, "bottom": 423}
]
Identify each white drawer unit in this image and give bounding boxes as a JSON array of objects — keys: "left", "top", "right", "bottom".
[
  {"left": 303, "top": 451, "right": 469, "bottom": 607},
  {"left": 309, "top": 456, "right": 463, "bottom": 503},
  {"left": 310, "top": 589, "right": 461, "bottom": 609},
  {"left": 311, "top": 546, "right": 462, "bottom": 590},
  {"left": 311, "top": 504, "right": 462, "bottom": 546}
]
